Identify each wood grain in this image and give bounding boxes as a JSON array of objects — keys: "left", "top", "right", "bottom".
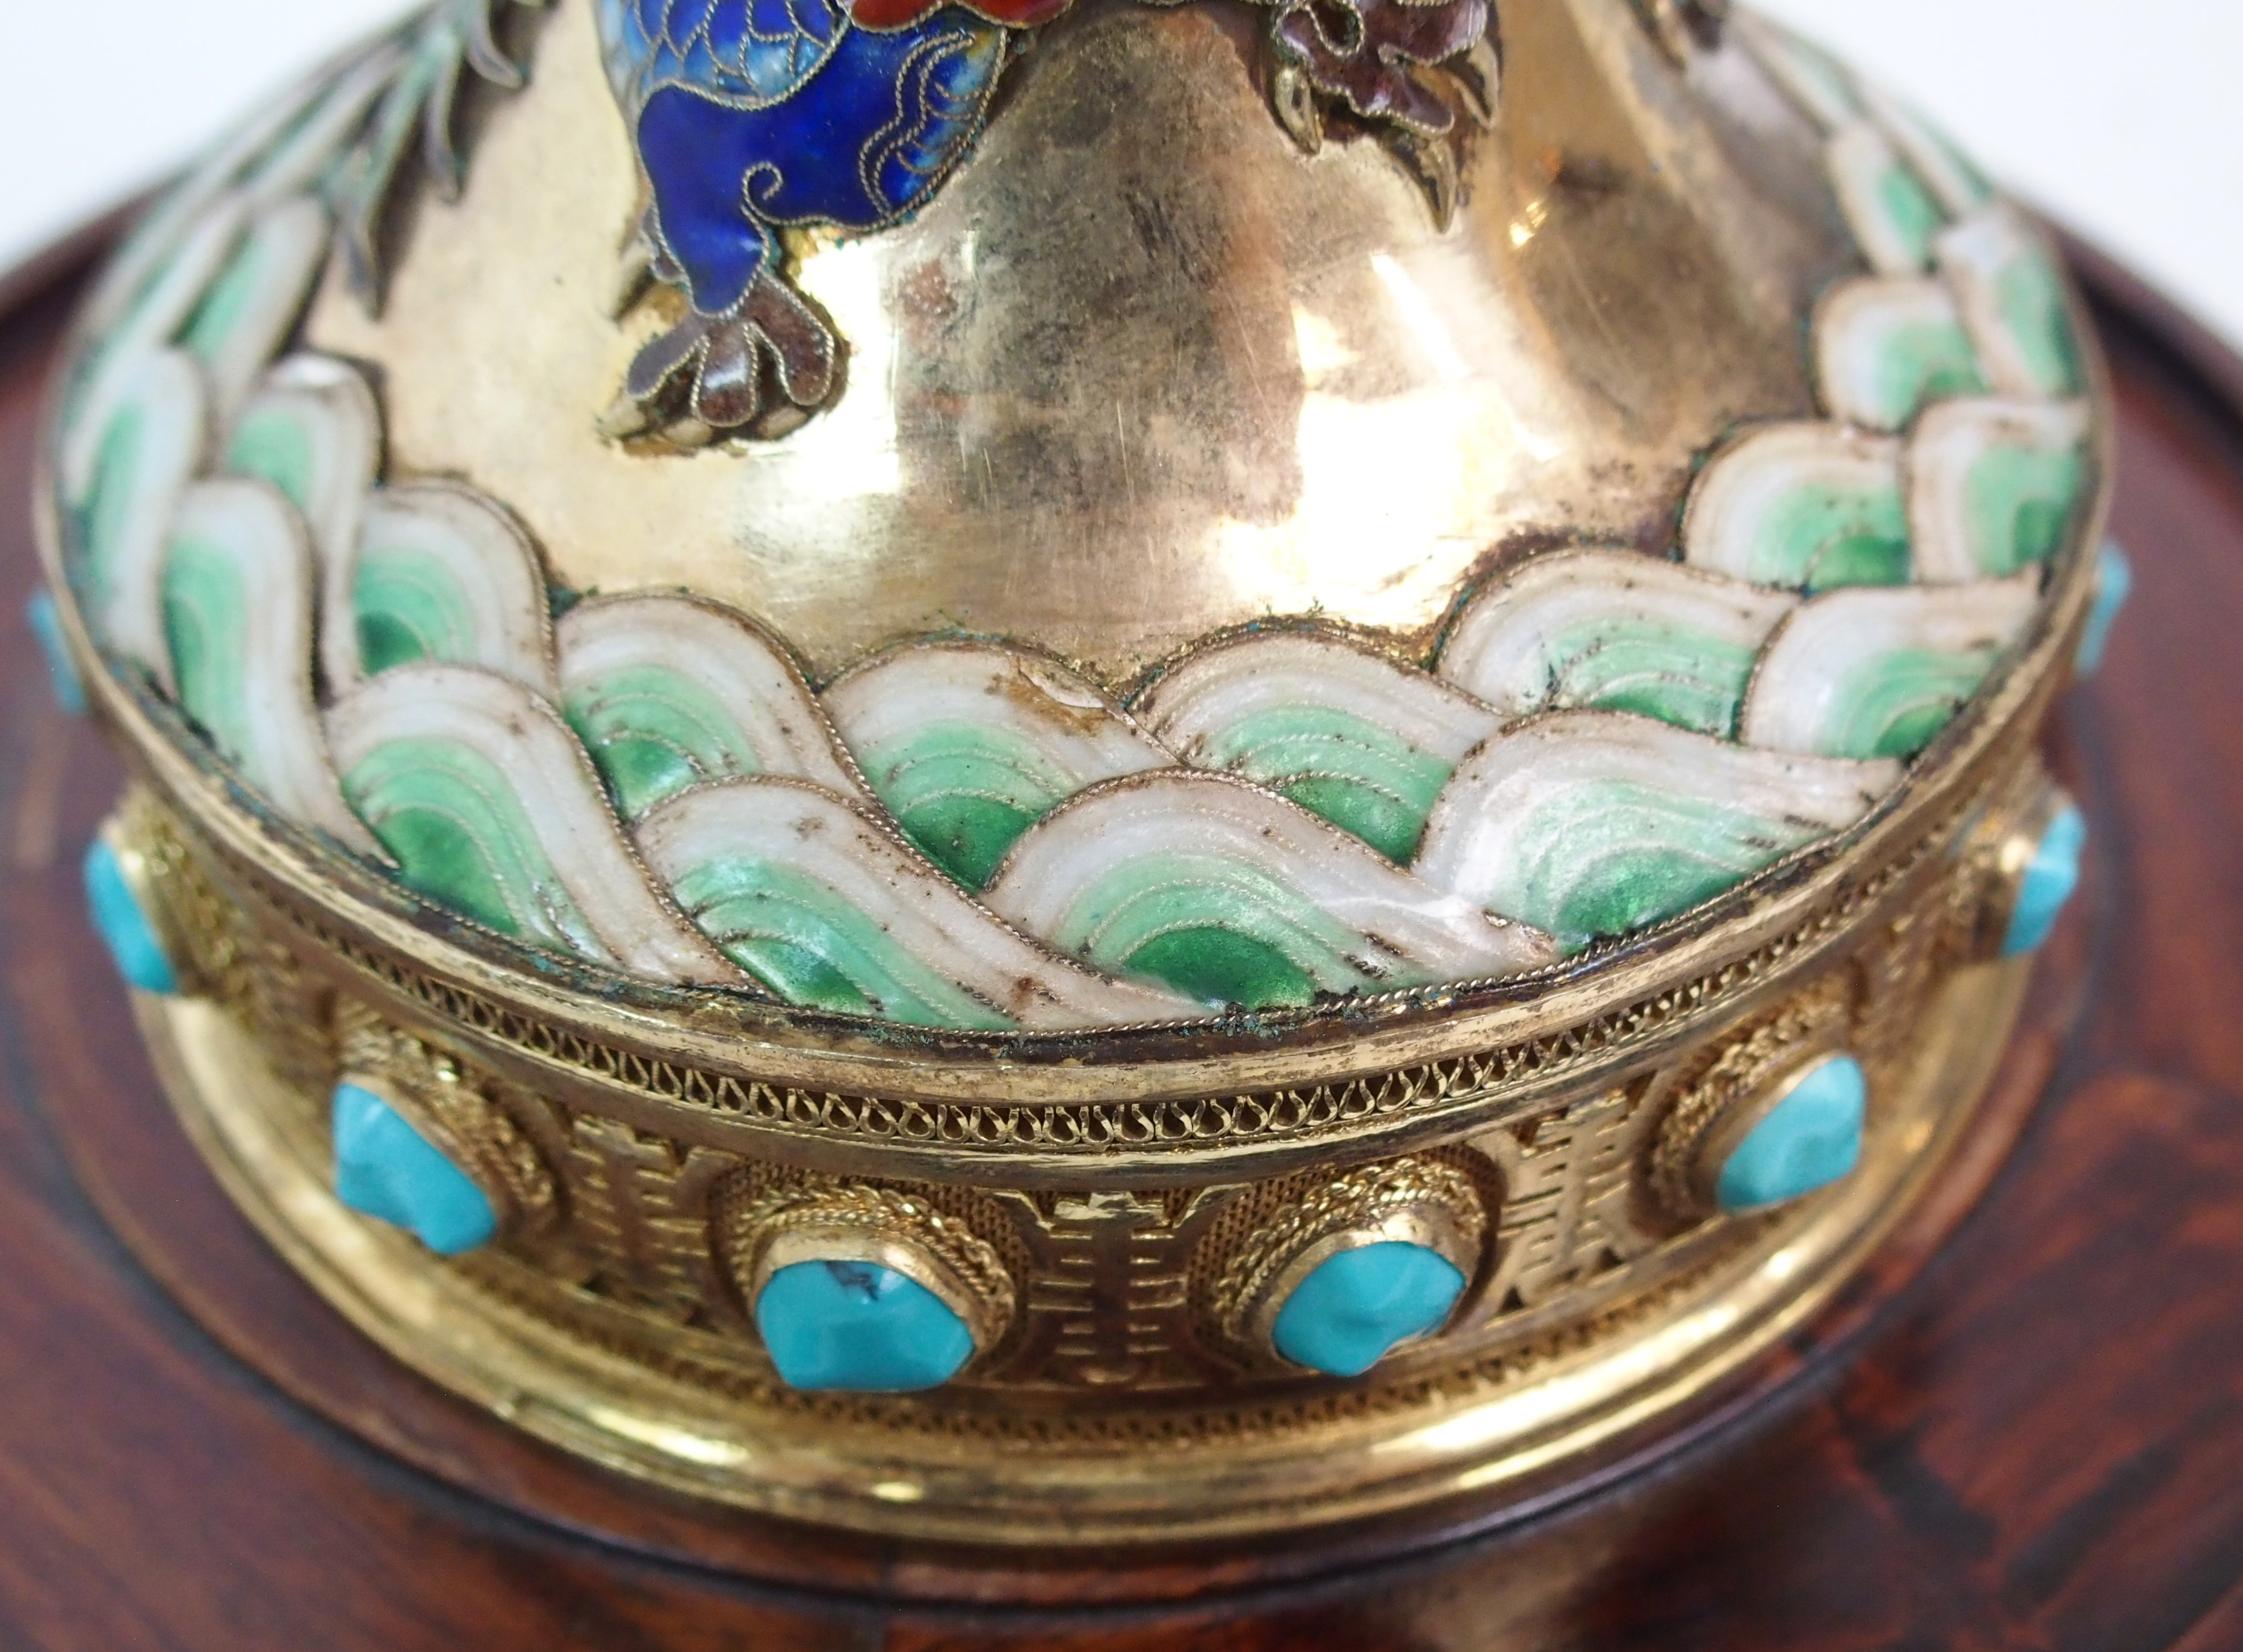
[{"left": 0, "top": 233, "right": 2236, "bottom": 1646}]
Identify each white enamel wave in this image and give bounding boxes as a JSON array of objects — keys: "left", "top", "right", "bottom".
[
  {"left": 225, "top": 355, "right": 383, "bottom": 587},
  {"left": 1438, "top": 549, "right": 1796, "bottom": 738},
  {"left": 559, "top": 594, "right": 866, "bottom": 820},
  {"left": 1135, "top": 629, "right": 1500, "bottom": 864},
  {"left": 1908, "top": 398, "right": 2092, "bottom": 582},
  {"left": 1416, "top": 711, "right": 1900, "bottom": 953},
  {"left": 75, "top": 348, "right": 209, "bottom": 684},
  {"left": 983, "top": 772, "right": 1560, "bottom": 1007},
  {"left": 326, "top": 664, "right": 739, "bottom": 986},
  {"left": 159, "top": 478, "right": 382, "bottom": 856},
  {"left": 1740, "top": 574, "right": 2041, "bottom": 761},
  {"left": 824, "top": 642, "right": 1173, "bottom": 889},
  {"left": 1813, "top": 277, "right": 1985, "bottom": 433},
  {"left": 330, "top": 481, "right": 556, "bottom": 698},
  {"left": 636, "top": 778, "right": 1199, "bottom": 1030},
  {"left": 1682, "top": 424, "right": 1908, "bottom": 591}
]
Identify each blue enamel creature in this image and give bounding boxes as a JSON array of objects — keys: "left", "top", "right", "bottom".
[
  {"left": 586, "top": 0, "right": 1496, "bottom": 442},
  {"left": 595, "top": 0, "right": 1009, "bottom": 436}
]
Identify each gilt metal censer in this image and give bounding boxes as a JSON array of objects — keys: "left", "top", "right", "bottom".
[{"left": 34, "top": 0, "right": 2120, "bottom": 1550}]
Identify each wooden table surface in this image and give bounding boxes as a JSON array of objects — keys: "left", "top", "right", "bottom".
[{"left": 1, "top": 228, "right": 2239, "bottom": 1650}]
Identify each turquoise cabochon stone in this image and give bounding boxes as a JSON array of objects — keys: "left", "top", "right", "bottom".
[
  {"left": 26, "top": 592, "right": 87, "bottom": 717},
  {"left": 2003, "top": 803, "right": 2086, "bottom": 957},
  {"left": 331, "top": 1083, "right": 498, "bottom": 1256},
  {"left": 84, "top": 837, "right": 179, "bottom": 995},
  {"left": 1271, "top": 1240, "right": 1466, "bottom": 1379},
  {"left": 755, "top": 1260, "right": 978, "bottom": 1392},
  {"left": 2075, "top": 540, "right": 2133, "bottom": 675},
  {"left": 1716, "top": 1054, "right": 1867, "bottom": 1213}
]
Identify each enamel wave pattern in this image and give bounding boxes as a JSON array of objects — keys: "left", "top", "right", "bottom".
[
  {"left": 1416, "top": 711, "right": 1900, "bottom": 954},
  {"left": 982, "top": 771, "right": 1559, "bottom": 1010}
]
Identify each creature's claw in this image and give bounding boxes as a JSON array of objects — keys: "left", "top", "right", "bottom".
[{"left": 603, "top": 271, "right": 842, "bottom": 447}]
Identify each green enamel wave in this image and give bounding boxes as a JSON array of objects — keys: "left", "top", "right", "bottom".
[
  {"left": 1873, "top": 162, "right": 1946, "bottom": 270},
  {"left": 1996, "top": 249, "right": 2082, "bottom": 398},
  {"left": 79, "top": 403, "right": 149, "bottom": 608},
  {"left": 1821, "top": 646, "right": 1999, "bottom": 759},
  {"left": 854, "top": 721, "right": 1076, "bottom": 889},
  {"left": 1538, "top": 621, "right": 1761, "bottom": 737},
  {"left": 353, "top": 544, "right": 480, "bottom": 676},
  {"left": 1965, "top": 442, "right": 2083, "bottom": 576},
  {"left": 226, "top": 406, "right": 317, "bottom": 513},
  {"left": 1861, "top": 318, "right": 1985, "bottom": 429},
  {"left": 665, "top": 857, "right": 1013, "bottom": 1030},
  {"left": 1754, "top": 480, "right": 1910, "bottom": 590},
  {"left": 1500, "top": 782, "right": 1827, "bottom": 952},
  {"left": 1032, "top": 851, "right": 1402, "bottom": 1009},
  {"left": 178, "top": 234, "right": 263, "bottom": 372},
  {"left": 566, "top": 663, "right": 774, "bottom": 820},
  {"left": 1181, "top": 705, "right": 1454, "bottom": 864},
  {"left": 161, "top": 529, "right": 256, "bottom": 760},
  {"left": 340, "top": 736, "right": 603, "bottom": 957}
]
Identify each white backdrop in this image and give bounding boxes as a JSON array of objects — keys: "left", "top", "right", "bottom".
[{"left": 1, "top": 1, "right": 2235, "bottom": 343}]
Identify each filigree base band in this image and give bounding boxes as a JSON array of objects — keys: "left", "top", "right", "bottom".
[{"left": 137, "top": 945, "right": 2030, "bottom": 1545}]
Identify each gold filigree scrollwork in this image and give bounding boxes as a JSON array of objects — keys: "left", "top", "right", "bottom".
[
  {"left": 1647, "top": 973, "right": 1855, "bottom": 1220},
  {"left": 1208, "top": 1157, "right": 1488, "bottom": 1366},
  {"left": 717, "top": 1176, "right": 1018, "bottom": 1358},
  {"left": 333, "top": 997, "right": 560, "bottom": 1240}
]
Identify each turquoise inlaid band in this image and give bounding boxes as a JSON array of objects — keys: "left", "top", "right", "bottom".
[
  {"left": 26, "top": 592, "right": 87, "bottom": 717},
  {"left": 1271, "top": 1241, "right": 1467, "bottom": 1378},
  {"left": 1715, "top": 1053, "right": 1868, "bottom": 1213},
  {"left": 84, "top": 837, "right": 179, "bottom": 996},
  {"left": 2003, "top": 803, "right": 2086, "bottom": 957},
  {"left": 754, "top": 1260, "right": 978, "bottom": 1392},
  {"left": 330, "top": 1083, "right": 498, "bottom": 1256},
  {"left": 2076, "top": 541, "right": 2133, "bottom": 674}
]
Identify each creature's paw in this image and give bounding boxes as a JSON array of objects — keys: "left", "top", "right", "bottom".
[
  {"left": 1263, "top": 0, "right": 1496, "bottom": 228},
  {"left": 601, "top": 272, "right": 840, "bottom": 448}
]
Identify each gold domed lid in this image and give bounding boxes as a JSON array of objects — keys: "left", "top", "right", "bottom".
[{"left": 43, "top": 0, "right": 2109, "bottom": 1044}]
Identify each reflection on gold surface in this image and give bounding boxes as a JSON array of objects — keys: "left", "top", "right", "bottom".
[{"left": 308, "top": 0, "right": 1858, "bottom": 684}]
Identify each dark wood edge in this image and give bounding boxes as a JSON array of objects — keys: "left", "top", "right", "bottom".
[{"left": 0, "top": 194, "right": 155, "bottom": 330}]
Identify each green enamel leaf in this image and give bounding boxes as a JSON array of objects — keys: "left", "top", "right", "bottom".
[{"left": 666, "top": 857, "right": 1013, "bottom": 1029}]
